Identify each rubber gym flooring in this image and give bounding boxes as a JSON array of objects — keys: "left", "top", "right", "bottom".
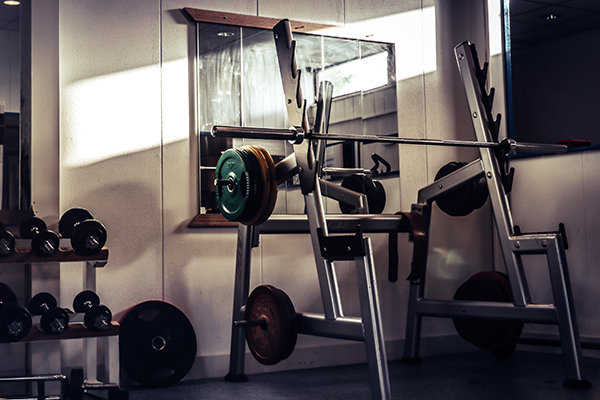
[{"left": 120, "top": 350, "right": 600, "bottom": 400}]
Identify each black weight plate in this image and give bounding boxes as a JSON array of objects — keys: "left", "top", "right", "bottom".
[
  {"left": 0, "top": 282, "right": 17, "bottom": 303},
  {"left": 339, "top": 174, "right": 382, "bottom": 214},
  {"left": 215, "top": 149, "right": 251, "bottom": 221},
  {"left": 29, "top": 292, "right": 58, "bottom": 315},
  {"left": 469, "top": 172, "right": 489, "bottom": 211},
  {"left": 245, "top": 285, "right": 297, "bottom": 365},
  {"left": 84, "top": 304, "right": 112, "bottom": 332},
  {"left": 19, "top": 217, "right": 47, "bottom": 239},
  {"left": 70, "top": 220, "right": 107, "bottom": 256},
  {"left": 434, "top": 161, "right": 473, "bottom": 217},
  {"left": 0, "top": 230, "right": 15, "bottom": 257},
  {"left": 40, "top": 307, "right": 70, "bottom": 334},
  {"left": 31, "top": 230, "right": 60, "bottom": 257},
  {"left": 453, "top": 271, "right": 523, "bottom": 357},
  {"left": 370, "top": 180, "right": 386, "bottom": 214},
  {"left": 73, "top": 290, "right": 101, "bottom": 312},
  {"left": 59, "top": 208, "right": 94, "bottom": 238},
  {"left": 119, "top": 300, "right": 197, "bottom": 388},
  {"left": 0, "top": 304, "right": 32, "bottom": 342}
]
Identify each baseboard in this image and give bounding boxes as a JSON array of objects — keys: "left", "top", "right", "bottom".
[{"left": 173, "top": 333, "right": 474, "bottom": 383}]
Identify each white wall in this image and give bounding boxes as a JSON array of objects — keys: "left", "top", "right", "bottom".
[{"left": 24, "top": 0, "right": 498, "bottom": 382}]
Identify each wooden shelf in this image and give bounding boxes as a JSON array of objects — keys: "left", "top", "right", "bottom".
[
  {"left": 0, "top": 248, "right": 108, "bottom": 265},
  {"left": 188, "top": 213, "right": 238, "bottom": 228},
  {"left": 21, "top": 321, "right": 119, "bottom": 342}
]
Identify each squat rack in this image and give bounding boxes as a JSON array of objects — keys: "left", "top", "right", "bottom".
[{"left": 214, "top": 19, "right": 589, "bottom": 400}]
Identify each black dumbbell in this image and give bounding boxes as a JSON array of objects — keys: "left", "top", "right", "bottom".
[
  {"left": 59, "top": 208, "right": 107, "bottom": 256},
  {"left": 0, "top": 221, "right": 16, "bottom": 257},
  {"left": 73, "top": 290, "right": 112, "bottom": 332},
  {"left": 0, "top": 282, "right": 32, "bottom": 342},
  {"left": 28, "top": 292, "right": 70, "bottom": 335},
  {"left": 19, "top": 217, "right": 60, "bottom": 257}
]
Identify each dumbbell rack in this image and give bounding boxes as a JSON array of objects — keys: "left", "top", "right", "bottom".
[
  {"left": 400, "top": 42, "right": 589, "bottom": 387},
  {"left": 0, "top": 233, "right": 119, "bottom": 398}
]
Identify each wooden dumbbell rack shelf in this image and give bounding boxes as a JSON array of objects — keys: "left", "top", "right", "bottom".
[
  {"left": 22, "top": 321, "right": 120, "bottom": 342},
  {"left": 0, "top": 237, "right": 119, "bottom": 397}
]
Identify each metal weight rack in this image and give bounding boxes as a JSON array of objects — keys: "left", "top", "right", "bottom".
[
  {"left": 215, "top": 19, "right": 587, "bottom": 400},
  {"left": 400, "top": 41, "right": 590, "bottom": 388}
]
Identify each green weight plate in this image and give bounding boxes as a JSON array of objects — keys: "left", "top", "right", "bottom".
[
  {"left": 59, "top": 208, "right": 94, "bottom": 238},
  {"left": 119, "top": 300, "right": 197, "bottom": 388},
  {"left": 215, "top": 149, "right": 251, "bottom": 221},
  {"left": 245, "top": 285, "right": 298, "bottom": 365}
]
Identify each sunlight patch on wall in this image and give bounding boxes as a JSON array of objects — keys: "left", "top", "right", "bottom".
[
  {"left": 313, "top": 7, "right": 437, "bottom": 81},
  {"left": 63, "top": 63, "right": 162, "bottom": 168},
  {"left": 488, "top": 0, "right": 503, "bottom": 57}
]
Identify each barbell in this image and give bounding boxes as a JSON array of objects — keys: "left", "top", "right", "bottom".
[{"left": 211, "top": 125, "right": 568, "bottom": 155}]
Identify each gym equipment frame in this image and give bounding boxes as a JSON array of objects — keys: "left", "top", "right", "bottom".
[
  {"left": 215, "top": 19, "right": 588, "bottom": 400},
  {"left": 400, "top": 42, "right": 589, "bottom": 388}
]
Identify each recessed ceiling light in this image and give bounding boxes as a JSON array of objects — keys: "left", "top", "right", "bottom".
[
  {"left": 216, "top": 31, "right": 235, "bottom": 37},
  {"left": 3, "top": 0, "right": 20, "bottom": 5},
  {"left": 542, "top": 14, "right": 560, "bottom": 21}
]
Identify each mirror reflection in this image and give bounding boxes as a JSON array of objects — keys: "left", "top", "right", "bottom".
[
  {"left": 196, "top": 22, "right": 397, "bottom": 214},
  {"left": 506, "top": 0, "right": 600, "bottom": 148}
]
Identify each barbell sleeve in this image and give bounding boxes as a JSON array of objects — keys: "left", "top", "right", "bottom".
[{"left": 500, "top": 138, "right": 567, "bottom": 155}]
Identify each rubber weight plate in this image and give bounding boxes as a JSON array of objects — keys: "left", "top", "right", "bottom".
[
  {"left": 339, "top": 174, "right": 386, "bottom": 214},
  {"left": 245, "top": 285, "right": 298, "bottom": 365},
  {"left": 254, "top": 146, "right": 278, "bottom": 225},
  {"left": 59, "top": 208, "right": 94, "bottom": 238},
  {"left": 215, "top": 149, "right": 251, "bottom": 221},
  {"left": 434, "top": 162, "right": 472, "bottom": 217},
  {"left": 119, "top": 300, "right": 197, "bottom": 388},
  {"left": 453, "top": 271, "right": 523, "bottom": 359},
  {"left": 239, "top": 146, "right": 268, "bottom": 225}
]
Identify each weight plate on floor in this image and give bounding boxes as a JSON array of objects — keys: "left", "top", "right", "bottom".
[
  {"left": 452, "top": 271, "right": 523, "bottom": 359},
  {"left": 215, "top": 149, "right": 251, "bottom": 221},
  {"left": 119, "top": 300, "right": 197, "bottom": 388},
  {"left": 245, "top": 285, "right": 298, "bottom": 365},
  {"left": 59, "top": 208, "right": 94, "bottom": 238}
]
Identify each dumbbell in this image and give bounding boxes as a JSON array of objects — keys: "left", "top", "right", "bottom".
[
  {"left": 58, "top": 208, "right": 107, "bottom": 256},
  {"left": 0, "top": 221, "right": 16, "bottom": 257},
  {"left": 73, "top": 290, "right": 112, "bottom": 331},
  {"left": 28, "top": 292, "right": 70, "bottom": 335},
  {"left": 19, "top": 217, "right": 60, "bottom": 257},
  {"left": 0, "top": 282, "right": 32, "bottom": 342}
]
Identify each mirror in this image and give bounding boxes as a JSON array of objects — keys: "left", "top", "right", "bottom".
[
  {"left": 195, "top": 20, "right": 397, "bottom": 216},
  {"left": 504, "top": 0, "right": 600, "bottom": 149},
  {"left": 0, "top": 1, "right": 30, "bottom": 210}
]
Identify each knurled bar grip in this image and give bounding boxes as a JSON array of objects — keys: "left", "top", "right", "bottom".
[{"left": 211, "top": 125, "right": 567, "bottom": 155}]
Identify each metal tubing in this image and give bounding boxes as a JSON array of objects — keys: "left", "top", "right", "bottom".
[
  {"left": 298, "top": 313, "right": 364, "bottom": 341},
  {"left": 225, "top": 224, "right": 255, "bottom": 380},
  {"left": 355, "top": 237, "right": 391, "bottom": 400},
  {"left": 414, "top": 298, "right": 558, "bottom": 323},
  {"left": 211, "top": 125, "right": 567, "bottom": 154}
]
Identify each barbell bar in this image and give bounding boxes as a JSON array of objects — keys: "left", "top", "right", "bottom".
[{"left": 211, "top": 125, "right": 568, "bottom": 155}]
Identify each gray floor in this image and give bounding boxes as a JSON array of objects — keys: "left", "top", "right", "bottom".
[{"left": 120, "top": 350, "right": 600, "bottom": 400}]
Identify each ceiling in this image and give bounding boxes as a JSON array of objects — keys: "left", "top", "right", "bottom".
[
  {"left": 0, "top": 3, "right": 20, "bottom": 32},
  {"left": 510, "top": 0, "right": 600, "bottom": 49}
]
